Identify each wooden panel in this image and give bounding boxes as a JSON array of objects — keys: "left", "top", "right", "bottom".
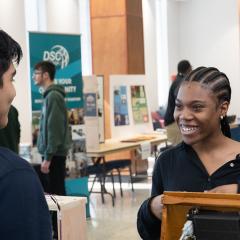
[
  {"left": 91, "top": 16, "right": 128, "bottom": 138},
  {"left": 126, "top": 0, "right": 143, "bottom": 16},
  {"left": 90, "top": 0, "right": 126, "bottom": 17},
  {"left": 91, "top": 17, "right": 128, "bottom": 74},
  {"left": 90, "top": 0, "right": 146, "bottom": 170},
  {"left": 127, "top": 15, "right": 145, "bottom": 73}
]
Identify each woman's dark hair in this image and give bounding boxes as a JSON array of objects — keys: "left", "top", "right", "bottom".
[
  {"left": 177, "top": 60, "right": 191, "bottom": 76},
  {"left": 0, "top": 30, "right": 22, "bottom": 86},
  {"left": 183, "top": 67, "right": 231, "bottom": 138}
]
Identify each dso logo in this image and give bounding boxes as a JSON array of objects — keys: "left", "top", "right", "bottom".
[{"left": 43, "top": 45, "right": 69, "bottom": 69}]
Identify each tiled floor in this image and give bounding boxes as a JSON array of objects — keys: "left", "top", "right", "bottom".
[{"left": 86, "top": 181, "right": 151, "bottom": 240}]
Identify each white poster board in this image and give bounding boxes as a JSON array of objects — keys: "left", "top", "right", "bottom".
[
  {"left": 110, "top": 75, "right": 153, "bottom": 140},
  {"left": 97, "top": 75, "right": 105, "bottom": 143},
  {"left": 83, "top": 76, "right": 99, "bottom": 151}
]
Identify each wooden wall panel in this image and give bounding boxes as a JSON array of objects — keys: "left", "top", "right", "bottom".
[
  {"left": 91, "top": 0, "right": 146, "bottom": 172},
  {"left": 91, "top": 17, "right": 128, "bottom": 74},
  {"left": 126, "top": 0, "right": 142, "bottom": 16},
  {"left": 91, "top": 0, "right": 144, "bottom": 137},
  {"left": 91, "top": 0, "right": 126, "bottom": 17},
  {"left": 127, "top": 15, "right": 145, "bottom": 74}
]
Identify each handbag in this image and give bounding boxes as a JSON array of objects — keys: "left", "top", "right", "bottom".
[{"left": 186, "top": 208, "right": 240, "bottom": 240}]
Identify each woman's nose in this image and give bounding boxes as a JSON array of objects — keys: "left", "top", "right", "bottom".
[{"left": 178, "top": 109, "right": 193, "bottom": 120}]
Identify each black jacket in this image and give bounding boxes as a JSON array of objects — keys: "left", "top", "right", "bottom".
[
  {"left": 137, "top": 142, "right": 240, "bottom": 239},
  {"left": 0, "top": 147, "right": 52, "bottom": 239}
]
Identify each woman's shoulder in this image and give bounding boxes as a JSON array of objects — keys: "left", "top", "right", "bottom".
[
  {"left": 160, "top": 142, "right": 185, "bottom": 156},
  {"left": 156, "top": 142, "right": 187, "bottom": 165}
]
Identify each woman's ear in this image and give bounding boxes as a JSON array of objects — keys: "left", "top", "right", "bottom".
[{"left": 220, "top": 101, "right": 229, "bottom": 117}]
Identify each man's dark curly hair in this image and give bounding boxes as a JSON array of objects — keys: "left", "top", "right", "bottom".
[{"left": 0, "top": 29, "right": 22, "bottom": 86}]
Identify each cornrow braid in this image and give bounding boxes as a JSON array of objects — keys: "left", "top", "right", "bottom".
[{"left": 183, "top": 67, "right": 231, "bottom": 138}]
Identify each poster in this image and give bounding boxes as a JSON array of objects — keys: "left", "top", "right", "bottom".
[
  {"left": 84, "top": 93, "right": 97, "bottom": 117},
  {"left": 131, "top": 85, "right": 149, "bottom": 124},
  {"left": 29, "top": 32, "right": 84, "bottom": 146},
  {"left": 113, "top": 86, "right": 129, "bottom": 126},
  {"left": 29, "top": 32, "right": 83, "bottom": 111}
]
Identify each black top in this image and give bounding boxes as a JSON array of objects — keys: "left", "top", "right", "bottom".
[
  {"left": 0, "top": 147, "right": 52, "bottom": 239},
  {"left": 137, "top": 142, "right": 240, "bottom": 240},
  {"left": 0, "top": 105, "right": 20, "bottom": 153},
  {"left": 164, "top": 74, "right": 184, "bottom": 126}
]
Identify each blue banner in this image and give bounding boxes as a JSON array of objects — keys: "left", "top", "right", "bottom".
[{"left": 28, "top": 32, "right": 83, "bottom": 111}]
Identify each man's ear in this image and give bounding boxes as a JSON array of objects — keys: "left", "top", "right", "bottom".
[
  {"left": 220, "top": 101, "right": 229, "bottom": 117},
  {"left": 42, "top": 72, "right": 49, "bottom": 79}
]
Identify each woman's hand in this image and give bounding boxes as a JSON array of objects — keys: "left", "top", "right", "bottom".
[
  {"left": 208, "top": 184, "right": 238, "bottom": 194},
  {"left": 150, "top": 195, "right": 163, "bottom": 220}
]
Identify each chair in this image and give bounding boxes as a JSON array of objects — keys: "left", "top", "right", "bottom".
[
  {"left": 81, "top": 159, "right": 116, "bottom": 206},
  {"left": 106, "top": 159, "right": 134, "bottom": 197},
  {"left": 81, "top": 158, "right": 134, "bottom": 206}
]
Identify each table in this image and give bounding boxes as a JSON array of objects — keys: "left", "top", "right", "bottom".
[
  {"left": 84, "top": 132, "right": 167, "bottom": 205},
  {"left": 86, "top": 132, "right": 167, "bottom": 157},
  {"left": 86, "top": 132, "right": 167, "bottom": 176},
  {"left": 45, "top": 195, "right": 87, "bottom": 240}
]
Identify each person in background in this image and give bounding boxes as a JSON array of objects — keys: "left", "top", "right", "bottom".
[
  {"left": 0, "top": 30, "right": 52, "bottom": 239},
  {"left": 33, "top": 61, "right": 71, "bottom": 238},
  {"left": 0, "top": 105, "right": 20, "bottom": 153},
  {"left": 137, "top": 67, "right": 239, "bottom": 240},
  {"left": 33, "top": 60, "right": 70, "bottom": 195},
  {"left": 164, "top": 60, "right": 192, "bottom": 145}
]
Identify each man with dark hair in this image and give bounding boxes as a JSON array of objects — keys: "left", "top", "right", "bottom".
[
  {"left": 33, "top": 60, "right": 70, "bottom": 195},
  {"left": 164, "top": 60, "right": 192, "bottom": 145},
  {"left": 0, "top": 30, "right": 52, "bottom": 239},
  {"left": 33, "top": 61, "right": 71, "bottom": 239}
]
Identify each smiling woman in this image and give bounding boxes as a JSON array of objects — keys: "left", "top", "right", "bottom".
[{"left": 137, "top": 67, "right": 240, "bottom": 240}]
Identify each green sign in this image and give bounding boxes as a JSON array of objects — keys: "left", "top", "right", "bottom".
[{"left": 29, "top": 32, "right": 83, "bottom": 111}]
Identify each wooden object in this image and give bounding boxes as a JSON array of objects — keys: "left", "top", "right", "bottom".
[
  {"left": 90, "top": 0, "right": 146, "bottom": 173},
  {"left": 90, "top": 0, "right": 144, "bottom": 139},
  {"left": 46, "top": 195, "right": 87, "bottom": 240},
  {"left": 86, "top": 133, "right": 167, "bottom": 175},
  {"left": 161, "top": 191, "right": 240, "bottom": 240}
]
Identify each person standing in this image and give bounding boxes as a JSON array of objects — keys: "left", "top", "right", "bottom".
[
  {"left": 0, "top": 105, "right": 20, "bottom": 153},
  {"left": 164, "top": 60, "right": 192, "bottom": 145},
  {"left": 33, "top": 61, "right": 71, "bottom": 196},
  {"left": 0, "top": 30, "right": 52, "bottom": 239},
  {"left": 137, "top": 67, "right": 239, "bottom": 240}
]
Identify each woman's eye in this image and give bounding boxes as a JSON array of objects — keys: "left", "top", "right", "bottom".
[
  {"left": 175, "top": 104, "right": 182, "bottom": 110},
  {"left": 192, "top": 105, "right": 203, "bottom": 111}
]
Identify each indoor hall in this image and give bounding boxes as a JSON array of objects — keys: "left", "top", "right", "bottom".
[
  {"left": 86, "top": 181, "right": 151, "bottom": 240},
  {"left": 0, "top": 0, "right": 240, "bottom": 240}
]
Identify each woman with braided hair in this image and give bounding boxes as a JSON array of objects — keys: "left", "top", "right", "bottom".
[{"left": 137, "top": 67, "right": 240, "bottom": 240}]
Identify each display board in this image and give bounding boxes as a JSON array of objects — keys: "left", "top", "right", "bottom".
[
  {"left": 28, "top": 31, "right": 83, "bottom": 111},
  {"left": 110, "top": 75, "right": 153, "bottom": 139},
  {"left": 28, "top": 32, "right": 83, "bottom": 147},
  {"left": 97, "top": 75, "right": 105, "bottom": 143},
  {"left": 83, "top": 76, "right": 99, "bottom": 151}
]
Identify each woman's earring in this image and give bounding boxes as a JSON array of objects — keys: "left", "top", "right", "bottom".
[{"left": 220, "top": 115, "right": 224, "bottom": 120}]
